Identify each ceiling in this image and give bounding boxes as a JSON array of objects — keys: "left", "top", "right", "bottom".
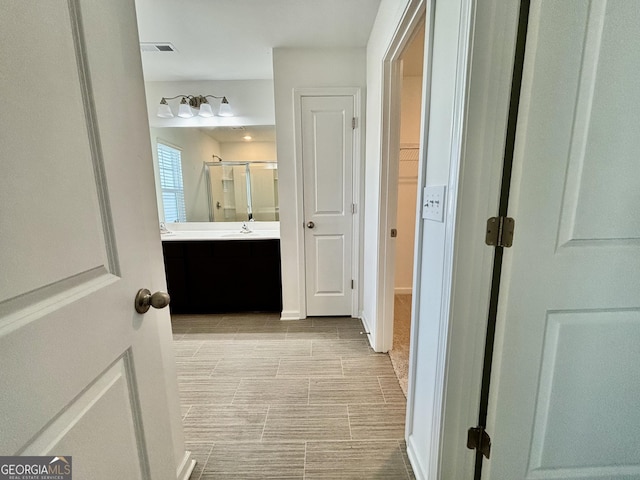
[{"left": 134, "top": 0, "right": 382, "bottom": 81}]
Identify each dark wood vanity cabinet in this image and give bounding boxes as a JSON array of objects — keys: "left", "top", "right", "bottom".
[{"left": 161, "top": 240, "right": 282, "bottom": 313}]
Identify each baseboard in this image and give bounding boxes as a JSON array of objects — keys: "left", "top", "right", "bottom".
[
  {"left": 280, "top": 310, "right": 303, "bottom": 320},
  {"left": 406, "top": 435, "right": 426, "bottom": 480},
  {"left": 394, "top": 287, "right": 413, "bottom": 295},
  {"left": 176, "top": 450, "right": 196, "bottom": 480},
  {"left": 359, "top": 311, "right": 375, "bottom": 349},
  {"left": 359, "top": 310, "right": 371, "bottom": 333}
]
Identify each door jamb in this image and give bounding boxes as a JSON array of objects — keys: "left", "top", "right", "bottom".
[
  {"left": 293, "top": 87, "right": 363, "bottom": 318},
  {"left": 472, "top": 1, "right": 531, "bottom": 477},
  {"left": 376, "top": 0, "right": 426, "bottom": 353}
]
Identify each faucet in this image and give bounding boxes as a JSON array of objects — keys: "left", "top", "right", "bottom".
[{"left": 241, "top": 222, "right": 252, "bottom": 233}]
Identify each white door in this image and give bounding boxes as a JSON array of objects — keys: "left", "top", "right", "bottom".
[
  {"left": 0, "top": 2, "right": 183, "bottom": 479},
  {"left": 485, "top": 2, "right": 640, "bottom": 478},
  {"left": 301, "top": 95, "right": 355, "bottom": 316}
]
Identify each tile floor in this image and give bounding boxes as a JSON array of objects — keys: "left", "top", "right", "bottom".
[{"left": 172, "top": 313, "right": 416, "bottom": 479}]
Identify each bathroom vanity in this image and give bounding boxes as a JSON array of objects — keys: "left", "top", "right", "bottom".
[{"left": 161, "top": 223, "right": 282, "bottom": 313}]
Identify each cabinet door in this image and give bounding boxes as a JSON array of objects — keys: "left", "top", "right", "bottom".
[
  {"left": 163, "top": 240, "right": 282, "bottom": 313},
  {"left": 162, "top": 243, "right": 189, "bottom": 313}
]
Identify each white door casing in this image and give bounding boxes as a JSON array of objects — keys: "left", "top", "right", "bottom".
[
  {"left": 0, "top": 2, "right": 186, "bottom": 479},
  {"left": 485, "top": 1, "right": 640, "bottom": 478},
  {"left": 300, "top": 94, "right": 356, "bottom": 317}
]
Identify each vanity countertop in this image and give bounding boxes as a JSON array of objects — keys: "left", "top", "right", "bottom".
[{"left": 160, "top": 222, "right": 280, "bottom": 242}]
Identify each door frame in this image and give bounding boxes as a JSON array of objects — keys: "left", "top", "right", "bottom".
[
  {"left": 375, "top": 0, "right": 426, "bottom": 353},
  {"left": 427, "top": 1, "right": 523, "bottom": 478},
  {"left": 292, "top": 87, "right": 363, "bottom": 318}
]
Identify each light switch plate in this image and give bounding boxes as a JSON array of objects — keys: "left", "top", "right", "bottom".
[{"left": 422, "top": 185, "right": 446, "bottom": 222}]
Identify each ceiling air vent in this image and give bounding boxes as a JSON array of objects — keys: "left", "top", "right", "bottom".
[{"left": 140, "top": 42, "right": 177, "bottom": 53}]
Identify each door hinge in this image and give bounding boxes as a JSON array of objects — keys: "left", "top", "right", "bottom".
[
  {"left": 485, "top": 216, "right": 515, "bottom": 248},
  {"left": 390, "top": 228, "right": 398, "bottom": 238},
  {"left": 351, "top": 203, "right": 357, "bottom": 214},
  {"left": 467, "top": 426, "right": 491, "bottom": 459},
  {"left": 351, "top": 279, "right": 354, "bottom": 289},
  {"left": 352, "top": 117, "right": 357, "bottom": 129}
]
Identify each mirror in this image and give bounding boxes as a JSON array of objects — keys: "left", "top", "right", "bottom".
[
  {"left": 150, "top": 125, "right": 277, "bottom": 223},
  {"left": 205, "top": 161, "right": 278, "bottom": 222}
]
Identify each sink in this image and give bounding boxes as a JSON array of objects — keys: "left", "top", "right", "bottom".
[
  {"left": 161, "top": 228, "right": 280, "bottom": 241},
  {"left": 221, "top": 232, "right": 258, "bottom": 238}
]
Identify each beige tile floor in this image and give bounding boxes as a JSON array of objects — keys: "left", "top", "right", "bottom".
[{"left": 172, "top": 313, "right": 416, "bottom": 480}]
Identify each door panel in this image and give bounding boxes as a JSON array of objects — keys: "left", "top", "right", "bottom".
[
  {"left": 0, "top": 1, "right": 113, "bottom": 308},
  {"left": 485, "top": 2, "right": 640, "bottom": 479},
  {"left": 301, "top": 96, "right": 354, "bottom": 316},
  {"left": 0, "top": 2, "right": 181, "bottom": 478},
  {"left": 22, "top": 357, "right": 146, "bottom": 480},
  {"left": 315, "top": 235, "right": 346, "bottom": 294},
  {"left": 530, "top": 311, "right": 640, "bottom": 472}
]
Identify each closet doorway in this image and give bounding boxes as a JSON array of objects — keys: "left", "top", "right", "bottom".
[{"left": 388, "top": 22, "right": 425, "bottom": 395}]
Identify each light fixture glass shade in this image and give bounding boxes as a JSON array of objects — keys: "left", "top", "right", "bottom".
[
  {"left": 157, "top": 99, "right": 174, "bottom": 118},
  {"left": 177, "top": 98, "right": 194, "bottom": 118},
  {"left": 218, "top": 97, "right": 233, "bottom": 117},
  {"left": 198, "top": 102, "right": 214, "bottom": 117}
]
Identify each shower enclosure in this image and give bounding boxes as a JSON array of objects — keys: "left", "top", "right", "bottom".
[{"left": 204, "top": 161, "right": 279, "bottom": 222}]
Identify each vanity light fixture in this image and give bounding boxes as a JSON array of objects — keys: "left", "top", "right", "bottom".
[
  {"left": 243, "top": 135, "right": 252, "bottom": 141},
  {"left": 156, "top": 95, "right": 233, "bottom": 118}
]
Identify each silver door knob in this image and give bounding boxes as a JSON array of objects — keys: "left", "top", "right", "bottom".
[
  {"left": 135, "top": 288, "right": 170, "bottom": 314},
  {"left": 306, "top": 221, "right": 315, "bottom": 229}
]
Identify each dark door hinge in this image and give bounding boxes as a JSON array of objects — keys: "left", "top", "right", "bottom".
[
  {"left": 352, "top": 117, "right": 357, "bottom": 129},
  {"left": 351, "top": 279, "right": 354, "bottom": 289},
  {"left": 467, "top": 426, "right": 491, "bottom": 459},
  {"left": 485, "top": 216, "right": 515, "bottom": 247}
]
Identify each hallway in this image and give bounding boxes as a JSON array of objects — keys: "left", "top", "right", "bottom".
[{"left": 172, "top": 314, "right": 415, "bottom": 479}]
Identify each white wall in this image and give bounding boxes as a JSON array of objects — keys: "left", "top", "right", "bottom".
[
  {"left": 395, "top": 75, "right": 422, "bottom": 293},
  {"left": 400, "top": 76, "right": 423, "bottom": 144},
  {"left": 363, "top": 0, "right": 490, "bottom": 478},
  {"left": 376, "top": 1, "right": 523, "bottom": 477},
  {"left": 273, "top": 47, "right": 366, "bottom": 320},
  {"left": 221, "top": 141, "right": 277, "bottom": 161},
  {"left": 150, "top": 127, "right": 220, "bottom": 222},
  {"left": 144, "top": 79, "right": 275, "bottom": 128}
]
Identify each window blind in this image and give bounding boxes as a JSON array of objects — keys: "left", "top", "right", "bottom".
[{"left": 157, "top": 142, "right": 187, "bottom": 222}]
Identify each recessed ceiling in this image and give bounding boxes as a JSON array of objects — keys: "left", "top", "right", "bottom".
[
  {"left": 199, "top": 125, "right": 276, "bottom": 143},
  {"left": 134, "top": 0, "right": 382, "bottom": 81}
]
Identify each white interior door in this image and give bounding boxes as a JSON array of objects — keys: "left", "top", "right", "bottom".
[
  {"left": 485, "top": 2, "right": 640, "bottom": 478},
  {"left": 0, "top": 2, "right": 184, "bottom": 479},
  {"left": 301, "top": 95, "right": 354, "bottom": 316}
]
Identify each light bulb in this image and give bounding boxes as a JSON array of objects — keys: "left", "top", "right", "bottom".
[
  {"left": 156, "top": 98, "right": 174, "bottom": 118},
  {"left": 177, "top": 98, "right": 193, "bottom": 118},
  {"left": 198, "top": 102, "right": 214, "bottom": 117},
  {"left": 218, "top": 97, "right": 233, "bottom": 117}
]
